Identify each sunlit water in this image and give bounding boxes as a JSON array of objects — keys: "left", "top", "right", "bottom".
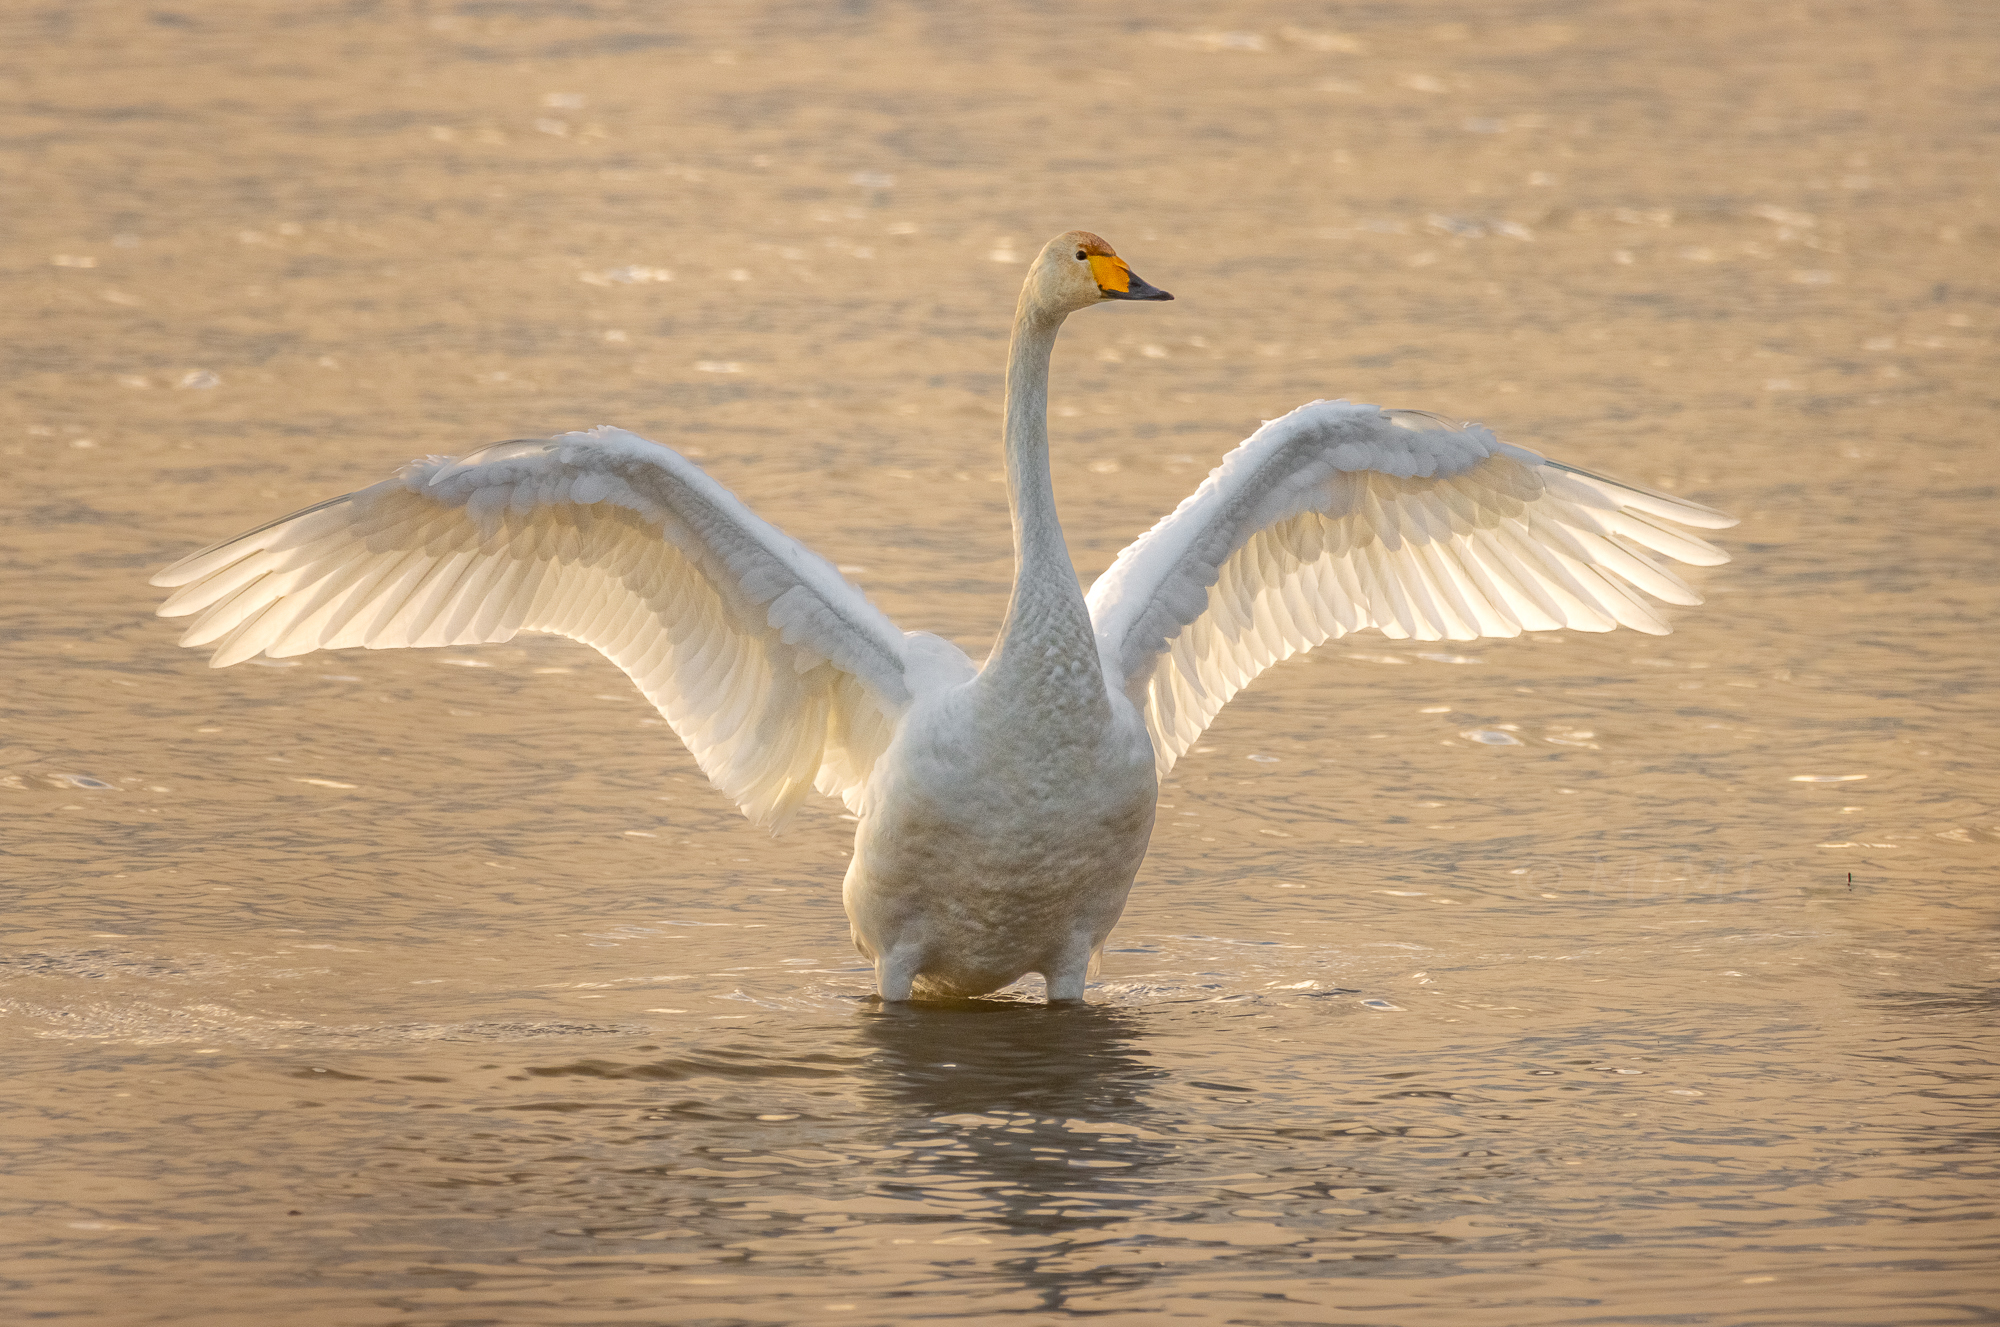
[{"left": 4, "top": 2, "right": 1997, "bottom": 1323}]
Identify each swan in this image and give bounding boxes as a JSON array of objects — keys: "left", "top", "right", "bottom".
[{"left": 150, "top": 230, "right": 1736, "bottom": 1003}]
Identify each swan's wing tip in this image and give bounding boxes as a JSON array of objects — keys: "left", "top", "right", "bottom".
[{"left": 1545, "top": 460, "right": 1740, "bottom": 530}]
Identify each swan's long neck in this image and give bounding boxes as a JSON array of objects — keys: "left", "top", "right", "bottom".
[{"left": 982, "top": 298, "right": 1106, "bottom": 715}]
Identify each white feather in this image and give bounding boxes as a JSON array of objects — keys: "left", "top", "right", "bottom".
[
  {"left": 1087, "top": 399, "right": 1739, "bottom": 776},
  {"left": 153, "top": 234, "right": 1738, "bottom": 1008},
  {"left": 151, "top": 426, "right": 935, "bottom": 830}
]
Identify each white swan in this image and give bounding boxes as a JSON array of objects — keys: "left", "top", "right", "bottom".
[{"left": 151, "top": 230, "right": 1736, "bottom": 1003}]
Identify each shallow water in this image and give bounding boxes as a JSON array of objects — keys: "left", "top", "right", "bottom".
[{"left": 4, "top": 1, "right": 1997, "bottom": 1323}]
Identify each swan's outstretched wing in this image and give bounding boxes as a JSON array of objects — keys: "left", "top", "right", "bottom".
[
  {"left": 1087, "top": 400, "right": 1737, "bottom": 776},
  {"left": 152, "top": 426, "right": 950, "bottom": 829}
]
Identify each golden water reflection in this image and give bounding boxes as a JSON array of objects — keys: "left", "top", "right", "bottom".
[{"left": 2, "top": 1, "right": 1996, "bottom": 1322}]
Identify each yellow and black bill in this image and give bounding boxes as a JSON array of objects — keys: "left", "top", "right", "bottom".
[{"left": 1087, "top": 254, "right": 1174, "bottom": 301}]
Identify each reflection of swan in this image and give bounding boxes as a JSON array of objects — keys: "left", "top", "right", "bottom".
[
  {"left": 858, "top": 1001, "right": 1157, "bottom": 1122},
  {"left": 853, "top": 1003, "right": 1170, "bottom": 1305},
  {"left": 152, "top": 230, "right": 1735, "bottom": 1003}
]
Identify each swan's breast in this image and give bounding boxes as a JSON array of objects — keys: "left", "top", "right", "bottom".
[{"left": 846, "top": 682, "right": 1157, "bottom": 946}]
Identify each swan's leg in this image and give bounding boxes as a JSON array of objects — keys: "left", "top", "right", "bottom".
[
  {"left": 1044, "top": 938, "right": 1098, "bottom": 1005},
  {"left": 875, "top": 945, "right": 921, "bottom": 1003}
]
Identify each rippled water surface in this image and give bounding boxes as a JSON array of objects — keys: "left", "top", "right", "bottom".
[{"left": 4, "top": 2, "right": 1997, "bottom": 1323}]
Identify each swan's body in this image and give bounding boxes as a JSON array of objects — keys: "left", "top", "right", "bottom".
[{"left": 151, "top": 231, "right": 1736, "bottom": 1002}]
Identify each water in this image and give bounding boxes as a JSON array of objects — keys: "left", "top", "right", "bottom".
[{"left": 4, "top": 2, "right": 1997, "bottom": 1322}]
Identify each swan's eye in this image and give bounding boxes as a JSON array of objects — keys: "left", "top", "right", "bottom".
[{"left": 1075, "top": 249, "right": 1087, "bottom": 261}]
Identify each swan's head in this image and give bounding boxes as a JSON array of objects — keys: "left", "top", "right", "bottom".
[{"left": 1026, "top": 231, "right": 1173, "bottom": 315}]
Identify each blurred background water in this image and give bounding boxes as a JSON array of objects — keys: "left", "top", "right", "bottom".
[{"left": 2, "top": 2, "right": 1996, "bottom": 1323}]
